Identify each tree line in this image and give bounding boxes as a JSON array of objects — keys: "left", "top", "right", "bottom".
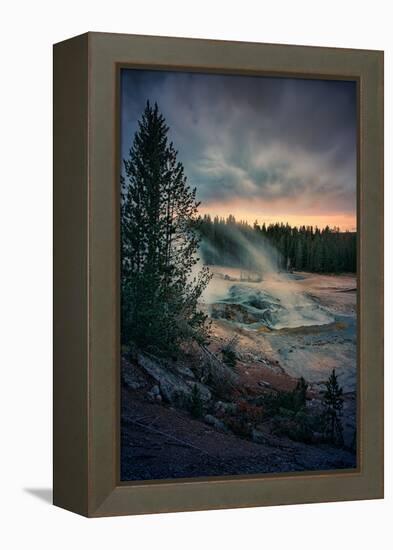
[{"left": 198, "top": 215, "right": 356, "bottom": 273}]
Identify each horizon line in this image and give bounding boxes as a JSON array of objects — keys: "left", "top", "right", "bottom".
[{"left": 199, "top": 212, "right": 357, "bottom": 233}]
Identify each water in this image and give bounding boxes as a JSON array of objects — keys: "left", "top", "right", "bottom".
[
  {"left": 201, "top": 266, "right": 357, "bottom": 392},
  {"left": 203, "top": 267, "right": 334, "bottom": 330}
]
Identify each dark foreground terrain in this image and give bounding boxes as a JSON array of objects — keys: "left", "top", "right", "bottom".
[{"left": 121, "top": 377, "right": 356, "bottom": 481}]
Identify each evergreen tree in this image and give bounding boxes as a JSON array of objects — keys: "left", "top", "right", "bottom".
[
  {"left": 189, "top": 384, "right": 204, "bottom": 418},
  {"left": 121, "top": 101, "right": 211, "bottom": 355},
  {"left": 292, "top": 376, "right": 308, "bottom": 411},
  {"left": 295, "top": 238, "right": 304, "bottom": 270},
  {"left": 198, "top": 215, "right": 356, "bottom": 274},
  {"left": 321, "top": 369, "right": 344, "bottom": 446}
]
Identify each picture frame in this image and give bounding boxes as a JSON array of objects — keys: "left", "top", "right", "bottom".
[{"left": 53, "top": 32, "right": 383, "bottom": 517}]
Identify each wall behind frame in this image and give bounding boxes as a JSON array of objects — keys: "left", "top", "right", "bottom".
[{"left": 0, "top": 1, "right": 390, "bottom": 549}]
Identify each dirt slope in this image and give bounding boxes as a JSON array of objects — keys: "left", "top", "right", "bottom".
[{"left": 121, "top": 388, "right": 356, "bottom": 481}]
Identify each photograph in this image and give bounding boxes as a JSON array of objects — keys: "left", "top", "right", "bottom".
[{"left": 119, "top": 68, "right": 358, "bottom": 482}]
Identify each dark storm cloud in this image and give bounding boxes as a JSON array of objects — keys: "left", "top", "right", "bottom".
[{"left": 120, "top": 69, "right": 357, "bottom": 216}]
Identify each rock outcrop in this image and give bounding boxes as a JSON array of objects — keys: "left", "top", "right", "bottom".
[{"left": 137, "top": 353, "right": 211, "bottom": 404}]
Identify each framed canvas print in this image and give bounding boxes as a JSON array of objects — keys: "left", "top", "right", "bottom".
[{"left": 53, "top": 32, "right": 384, "bottom": 517}]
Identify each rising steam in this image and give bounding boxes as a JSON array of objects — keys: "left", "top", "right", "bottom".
[{"left": 199, "top": 226, "right": 334, "bottom": 330}]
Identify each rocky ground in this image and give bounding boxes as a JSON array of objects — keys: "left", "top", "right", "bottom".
[
  {"left": 121, "top": 387, "right": 355, "bottom": 481},
  {"left": 121, "top": 271, "right": 357, "bottom": 482}
]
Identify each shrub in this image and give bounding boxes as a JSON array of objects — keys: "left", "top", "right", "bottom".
[
  {"left": 225, "top": 400, "right": 264, "bottom": 438},
  {"left": 189, "top": 384, "right": 204, "bottom": 419},
  {"left": 237, "top": 401, "right": 264, "bottom": 424},
  {"left": 226, "top": 416, "right": 251, "bottom": 438},
  {"left": 258, "top": 377, "right": 309, "bottom": 418},
  {"left": 221, "top": 336, "right": 239, "bottom": 370},
  {"left": 292, "top": 377, "right": 308, "bottom": 411},
  {"left": 201, "top": 354, "right": 237, "bottom": 400}
]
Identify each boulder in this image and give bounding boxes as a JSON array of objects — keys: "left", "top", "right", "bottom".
[
  {"left": 204, "top": 414, "right": 228, "bottom": 432},
  {"left": 138, "top": 353, "right": 190, "bottom": 403},
  {"left": 138, "top": 353, "right": 211, "bottom": 404},
  {"left": 252, "top": 429, "right": 269, "bottom": 444},
  {"left": 175, "top": 365, "right": 195, "bottom": 379},
  {"left": 121, "top": 360, "right": 147, "bottom": 390},
  {"left": 215, "top": 401, "right": 237, "bottom": 415},
  {"left": 146, "top": 384, "right": 161, "bottom": 402}
]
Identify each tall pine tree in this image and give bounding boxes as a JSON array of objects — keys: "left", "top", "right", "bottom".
[
  {"left": 121, "top": 101, "right": 211, "bottom": 355},
  {"left": 321, "top": 369, "right": 344, "bottom": 446}
]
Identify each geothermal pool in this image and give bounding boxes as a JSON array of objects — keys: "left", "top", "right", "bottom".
[
  {"left": 206, "top": 270, "right": 334, "bottom": 331},
  {"left": 202, "top": 266, "right": 357, "bottom": 392}
]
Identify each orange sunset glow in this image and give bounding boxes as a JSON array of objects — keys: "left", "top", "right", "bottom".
[
  {"left": 199, "top": 203, "right": 356, "bottom": 232},
  {"left": 122, "top": 72, "right": 357, "bottom": 234}
]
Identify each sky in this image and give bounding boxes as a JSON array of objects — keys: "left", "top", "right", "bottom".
[{"left": 120, "top": 69, "right": 357, "bottom": 231}]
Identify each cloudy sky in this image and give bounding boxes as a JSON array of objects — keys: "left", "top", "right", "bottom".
[{"left": 121, "top": 69, "right": 357, "bottom": 231}]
